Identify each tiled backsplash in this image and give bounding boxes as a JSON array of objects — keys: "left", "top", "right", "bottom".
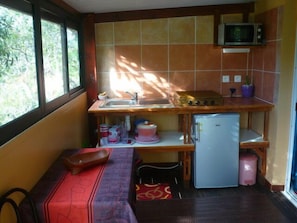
[{"left": 95, "top": 7, "right": 282, "bottom": 103}]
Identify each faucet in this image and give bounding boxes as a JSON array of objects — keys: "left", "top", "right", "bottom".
[{"left": 125, "top": 91, "right": 138, "bottom": 103}]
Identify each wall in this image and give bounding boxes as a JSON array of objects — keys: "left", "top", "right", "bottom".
[
  {"left": 0, "top": 93, "right": 89, "bottom": 222},
  {"left": 253, "top": 7, "right": 282, "bottom": 102},
  {"left": 95, "top": 14, "right": 276, "bottom": 102},
  {"left": 255, "top": 0, "right": 297, "bottom": 187},
  {"left": 95, "top": 13, "right": 279, "bottom": 103}
]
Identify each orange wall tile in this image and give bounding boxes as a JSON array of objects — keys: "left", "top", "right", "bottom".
[
  {"left": 114, "top": 21, "right": 141, "bottom": 45},
  {"left": 196, "top": 71, "right": 221, "bottom": 92},
  {"left": 95, "top": 23, "right": 114, "bottom": 45},
  {"left": 142, "top": 71, "right": 170, "bottom": 98},
  {"left": 222, "top": 53, "right": 248, "bottom": 70},
  {"left": 115, "top": 45, "right": 141, "bottom": 72},
  {"left": 263, "top": 41, "right": 277, "bottom": 72},
  {"left": 253, "top": 70, "right": 263, "bottom": 98},
  {"left": 142, "top": 45, "right": 168, "bottom": 71},
  {"left": 141, "top": 19, "right": 168, "bottom": 44},
  {"left": 196, "top": 16, "right": 214, "bottom": 44},
  {"left": 169, "top": 44, "right": 195, "bottom": 71},
  {"left": 196, "top": 44, "right": 221, "bottom": 70},
  {"left": 169, "top": 17, "right": 195, "bottom": 44},
  {"left": 252, "top": 47, "right": 264, "bottom": 70},
  {"left": 262, "top": 71, "right": 276, "bottom": 102},
  {"left": 96, "top": 45, "right": 115, "bottom": 72},
  {"left": 170, "top": 71, "right": 195, "bottom": 92}
]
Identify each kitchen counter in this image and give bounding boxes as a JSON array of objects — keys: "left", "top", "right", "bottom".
[
  {"left": 88, "top": 97, "right": 274, "bottom": 114},
  {"left": 88, "top": 97, "right": 274, "bottom": 180}
]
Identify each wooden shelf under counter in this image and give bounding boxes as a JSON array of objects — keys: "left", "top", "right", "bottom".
[
  {"left": 99, "top": 131, "right": 193, "bottom": 151},
  {"left": 96, "top": 128, "right": 269, "bottom": 180},
  {"left": 98, "top": 131, "right": 194, "bottom": 181}
]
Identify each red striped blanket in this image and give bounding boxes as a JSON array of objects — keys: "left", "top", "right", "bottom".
[{"left": 19, "top": 148, "right": 137, "bottom": 223}]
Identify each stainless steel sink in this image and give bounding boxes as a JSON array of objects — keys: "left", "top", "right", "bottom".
[
  {"left": 138, "top": 98, "right": 171, "bottom": 105},
  {"left": 100, "top": 98, "right": 173, "bottom": 108},
  {"left": 103, "top": 99, "right": 136, "bottom": 107}
]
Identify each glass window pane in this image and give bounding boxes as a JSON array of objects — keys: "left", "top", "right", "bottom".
[
  {"left": 0, "top": 5, "right": 38, "bottom": 126},
  {"left": 41, "top": 19, "right": 65, "bottom": 102},
  {"left": 67, "top": 28, "right": 81, "bottom": 89}
]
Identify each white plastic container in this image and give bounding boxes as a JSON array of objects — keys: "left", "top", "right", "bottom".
[
  {"left": 108, "top": 125, "right": 121, "bottom": 143},
  {"left": 239, "top": 153, "right": 258, "bottom": 186}
]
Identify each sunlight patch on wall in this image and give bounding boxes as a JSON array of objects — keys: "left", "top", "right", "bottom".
[
  {"left": 142, "top": 71, "right": 169, "bottom": 98},
  {"left": 107, "top": 54, "right": 170, "bottom": 98},
  {"left": 108, "top": 67, "right": 141, "bottom": 97}
]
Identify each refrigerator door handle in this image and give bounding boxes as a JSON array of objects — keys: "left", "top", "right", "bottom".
[{"left": 194, "top": 122, "right": 200, "bottom": 142}]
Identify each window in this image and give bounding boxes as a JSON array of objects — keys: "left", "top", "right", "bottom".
[
  {"left": 0, "top": 4, "right": 38, "bottom": 126},
  {"left": 41, "top": 19, "right": 65, "bottom": 102},
  {"left": 67, "top": 27, "right": 81, "bottom": 90},
  {"left": 0, "top": 0, "right": 83, "bottom": 145}
]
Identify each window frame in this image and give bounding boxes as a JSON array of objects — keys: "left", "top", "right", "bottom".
[{"left": 0, "top": 0, "right": 84, "bottom": 146}]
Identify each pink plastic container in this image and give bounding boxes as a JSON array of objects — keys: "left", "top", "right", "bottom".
[
  {"left": 239, "top": 153, "right": 258, "bottom": 186},
  {"left": 137, "top": 122, "right": 157, "bottom": 138}
]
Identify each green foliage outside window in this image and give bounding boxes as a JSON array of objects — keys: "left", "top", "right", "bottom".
[
  {"left": 67, "top": 28, "right": 81, "bottom": 90},
  {"left": 41, "top": 19, "right": 65, "bottom": 102},
  {"left": 0, "top": 6, "right": 38, "bottom": 126}
]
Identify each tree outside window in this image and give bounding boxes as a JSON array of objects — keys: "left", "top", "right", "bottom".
[
  {"left": 41, "top": 19, "right": 65, "bottom": 102},
  {"left": 67, "top": 28, "right": 81, "bottom": 90},
  {"left": 0, "top": 6, "right": 38, "bottom": 126}
]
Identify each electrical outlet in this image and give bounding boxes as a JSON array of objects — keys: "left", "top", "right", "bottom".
[
  {"left": 222, "top": 75, "right": 230, "bottom": 83},
  {"left": 234, "top": 75, "right": 241, "bottom": 83}
]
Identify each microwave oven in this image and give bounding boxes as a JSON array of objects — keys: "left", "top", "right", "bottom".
[{"left": 218, "top": 23, "right": 264, "bottom": 46}]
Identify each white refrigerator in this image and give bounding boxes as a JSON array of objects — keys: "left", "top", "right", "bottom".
[{"left": 192, "top": 113, "right": 240, "bottom": 188}]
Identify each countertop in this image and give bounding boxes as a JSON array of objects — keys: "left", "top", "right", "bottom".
[{"left": 88, "top": 97, "right": 274, "bottom": 115}]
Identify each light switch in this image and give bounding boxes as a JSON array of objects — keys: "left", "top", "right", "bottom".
[
  {"left": 234, "top": 75, "right": 241, "bottom": 83},
  {"left": 222, "top": 75, "right": 230, "bottom": 83}
]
